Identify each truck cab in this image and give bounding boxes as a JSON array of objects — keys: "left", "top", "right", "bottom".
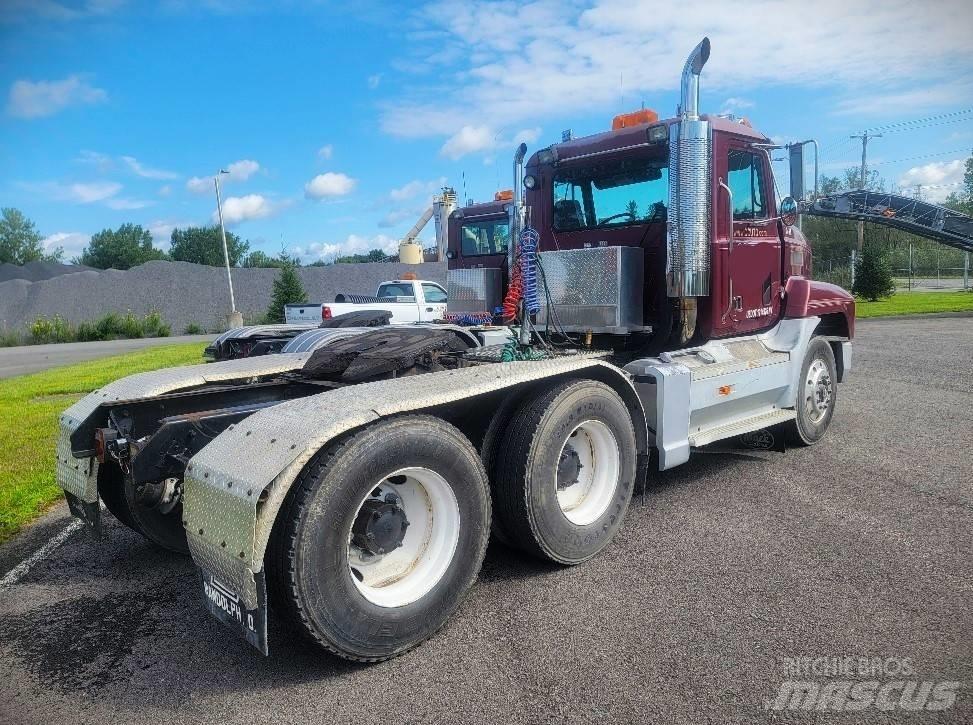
[
  {"left": 447, "top": 107, "right": 852, "bottom": 354},
  {"left": 445, "top": 196, "right": 511, "bottom": 270}
]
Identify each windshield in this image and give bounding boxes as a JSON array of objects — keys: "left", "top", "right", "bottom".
[
  {"left": 377, "top": 282, "right": 415, "bottom": 298},
  {"left": 460, "top": 217, "right": 509, "bottom": 257},
  {"left": 552, "top": 156, "right": 668, "bottom": 231}
]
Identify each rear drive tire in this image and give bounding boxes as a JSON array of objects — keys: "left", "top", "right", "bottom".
[
  {"left": 267, "top": 415, "right": 491, "bottom": 662},
  {"left": 493, "top": 380, "right": 636, "bottom": 564},
  {"left": 785, "top": 337, "right": 837, "bottom": 446}
]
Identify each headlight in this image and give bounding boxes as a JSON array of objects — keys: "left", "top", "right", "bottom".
[
  {"left": 523, "top": 174, "right": 537, "bottom": 190},
  {"left": 647, "top": 124, "right": 668, "bottom": 143}
]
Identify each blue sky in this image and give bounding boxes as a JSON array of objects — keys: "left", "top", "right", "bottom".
[{"left": 2, "top": 0, "right": 972, "bottom": 263}]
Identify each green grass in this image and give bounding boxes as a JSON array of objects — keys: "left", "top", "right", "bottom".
[
  {"left": 856, "top": 291, "right": 973, "bottom": 318},
  {"left": 0, "top": 342, "right": 207, "bottom": 543}
]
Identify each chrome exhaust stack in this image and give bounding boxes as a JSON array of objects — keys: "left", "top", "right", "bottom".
[
  {"left": 509, "top": 142, "right": 528, "bottom": 270},
  {"left": 667, "top": 37, "right": 712, "bottom": 301}
]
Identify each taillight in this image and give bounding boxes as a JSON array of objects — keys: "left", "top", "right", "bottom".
[
  {"left": 322, "top": 306, "right": 332, "bottom": 320},
  {"left": 94, "top": 428, "right": 118, "bottom": 463}
]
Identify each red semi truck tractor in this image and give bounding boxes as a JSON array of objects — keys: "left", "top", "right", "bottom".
[{"left": 54, "top": 38, "right": 853, "bottom": 662}]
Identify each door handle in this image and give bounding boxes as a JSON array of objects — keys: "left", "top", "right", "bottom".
[
  {"left": 718, "top": 177, "right": 733, "bottom": 253},
  {"left": 425, "top": 307, "right": 434, "bottom": 312}
]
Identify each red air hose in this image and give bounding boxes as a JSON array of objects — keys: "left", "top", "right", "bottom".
[{"left": 502, "top": 258, "right": 523, "bottom": 321}]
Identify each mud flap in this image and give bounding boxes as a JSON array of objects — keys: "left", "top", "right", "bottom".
[
  {"left": 201, "top": 569, "right": 268, "bottom": 656},
  {"left": 64, "top": 491, "right": 104, "bottom": 540}
]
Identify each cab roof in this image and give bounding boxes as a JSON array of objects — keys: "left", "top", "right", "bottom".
[{"left": 528, "top": 113, "right": 769, "bottom": 166}]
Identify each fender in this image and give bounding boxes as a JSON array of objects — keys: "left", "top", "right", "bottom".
[
  {"left": 55, "top": 353, "right": 313, "bottom": 504},
  {"left": 782, "top": 276, "right": 856, "bottom": 338},
  {"left": 182, "top": 357, "right": 646, "bottom": 609}
]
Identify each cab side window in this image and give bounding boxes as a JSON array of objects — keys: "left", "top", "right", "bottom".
[
  {"left": 727, "top": 149, "right": 768, "bottom": 220},
  {"left": 421, "top": 283, "right": 447, "bottom": 303}
]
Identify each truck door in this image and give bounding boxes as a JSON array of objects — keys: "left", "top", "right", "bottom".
[
  {"left": 711, "top": 138, "right": 781, "bottom": 336},
  {"left": 420, "top": 282, "right": 448, "bottom": 320}
]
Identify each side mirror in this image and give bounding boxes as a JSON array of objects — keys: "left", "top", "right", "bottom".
[{"left": 780, "top": 196, "right": 799, "bottom": 227}]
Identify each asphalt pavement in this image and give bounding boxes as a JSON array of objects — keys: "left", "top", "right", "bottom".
[
  {"left": 0, "top": 316, "right": 970, "bottom": 724},
  {"left": 0, "top": 335, "right": 213, "bottom": 379}
]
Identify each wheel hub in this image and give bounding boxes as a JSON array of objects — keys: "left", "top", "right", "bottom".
[
  {"left": 805, "top": 358, "right": 833, "bottom": 423},
  {"left": 556, "top": 446, "right": 583, "bottom": 490},
  {"left": 352, "top": 494, "right": 410, "bottom": 556}
]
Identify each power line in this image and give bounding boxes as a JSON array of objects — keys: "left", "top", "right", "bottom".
[
  {"left": 870, "top": 148, "right": 971, "bottom": 166},
  {"left": 859, "top": 108, "right": 973, "bottom": 134}
]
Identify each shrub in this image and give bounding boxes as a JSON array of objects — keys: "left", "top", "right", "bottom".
[
  {"left": 853, "top": 243, "right": 896, "bottom": 302},
  {"left": 95, "top": 312, "right": 122, "bottom": 340},
  {"left": 142, "top": 311, "right": 170, "bottom": 337},
  {"left": 30, "top": 315, "right": 73, "bottom": 344},
  {"left": 121, "top": 311, "right": 144, "bottom": 339},
  {"left": 76, "top": 321, "right": 101, "bottom": 342},
  {"left": 266, "top": 263, "right": 308, "bottom": 323},
  {"left": 184, "top": 322, "right": 203, "bottom": 335},
  {"left": 0, "top": 329, "right": 24, "bottom": 347}
]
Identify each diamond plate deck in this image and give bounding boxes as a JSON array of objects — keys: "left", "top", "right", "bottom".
[{"left": 184, "top": 356, "right": 635, "bottom": 608}]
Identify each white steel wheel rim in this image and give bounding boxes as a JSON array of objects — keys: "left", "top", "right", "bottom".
[
  {"left": 804, "top": 358, "right": 833, "bottom": 424},
  {"left": 555, "top": 420, "right": 620, "bottom": 526},
  {"left": 348, "top": 467, "right": 460, "bottom": 608}
]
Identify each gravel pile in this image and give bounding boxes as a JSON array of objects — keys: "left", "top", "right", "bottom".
[
  {"left": 0, "top": 260, "right": 447, "bottom": 333},
  {"left": 0, "top": 261, "right": 95, "bottom": 283}
]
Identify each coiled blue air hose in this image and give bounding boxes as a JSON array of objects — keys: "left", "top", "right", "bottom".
[{"left": 519, "top": 226, "right": 540, "bottom": 315}]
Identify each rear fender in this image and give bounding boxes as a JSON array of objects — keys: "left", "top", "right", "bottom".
[{"left": 183, "top": 358, "right": 646, "bottom": 610}]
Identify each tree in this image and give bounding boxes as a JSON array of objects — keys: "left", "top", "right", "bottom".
[
  {"left": 0, "top": 207, "right": 61, "bottom": 264},
  {"left": 242, "top": 247, "right": 302, "bottom": 268},
  {"left": 334, "top": 249, "right": 390, "bottom": 264},
  {"left": 266, "top": 263, "right": 308, "bottom": 323},
  {"left": 943, "top": 149, "right": 973, "bottom": 215},
  {"left": 169, "top": 226, "right": 249, "bottom": 266},
  {"left": 77, "top": 224, "right": 167, "bottom": 270},
  {"left": 852, "top": 241, "right": 895, "bottom": 301}
]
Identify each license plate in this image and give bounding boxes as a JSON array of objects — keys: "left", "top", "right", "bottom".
[{"left": 201, "top": 570, "right": 268, "bottom": 655}]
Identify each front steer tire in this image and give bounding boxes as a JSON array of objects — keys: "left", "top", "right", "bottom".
[
  {"left": 267, "top": 415, "right": 491, "bottom": 662},
  {"left": 785, "top": 337, "right": 838, "bottom": 447},
  {"left": 492, "top": 380, "right": 637, "bottom": 565}
]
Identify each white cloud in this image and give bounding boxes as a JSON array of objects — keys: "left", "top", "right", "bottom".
[
  {"left": 41, "top": 231, "right": 90, "bottom": 259},
  {"left": 438, "top": 125, "right": 541, "bottom": 160},
  {"left": 389, "top": 176, "right": 447, "bottom": 202},
  {"left": 367, "top": 74, "right": 382, "bottom": 89},
  {"left": 158, "top": 185, "right": 171, "bottom": 196},
  {"left": 318, "top": 144, "right": 333, "bottom": 160},
  {"left": 105, "top": 197, "right": 153, "bottom": 210},
  {"left": 225, "top": 159, "right": 259, "bottom": 181},
  {"left": 719, "top": 97, "right": 754, "bottom": 115},
  {"left": 294, "top": 234, "right": 399, "bottom": 263},
  {"left": 6, "top": 75, "right": 107, "bottom": 118},
  {"left": 214, "top": 194, "right": 277, "bottom": 225},
  {"left": 146, "top": 220, "right": 186, "bottom": 248},
  {"left": 121, "top": 155, "right": 179, "bottom": 180},
  {"left": 76, "top": 149, "right": 113, "bottom": 171},
  {"left": 1, "top": 0, "right": 124, "bottom": 22},
  {"left": 383, "top": 0, "right": 973, "bottom": 141},
  {"left": 440, "top": 125, "right": 494, "bottom": 160},
  {"left": 64, "top": 181, "right": 121, "bottom": 203},
  {"left": 379, "top": 208, "right": 423, "bottom": 228},
  {"left": 186, "top": 159, "right": 260, "bottom": 193},
  {"left": 897, "top": 159, "right": 966, "bottom": 202},
  {"left": 304, "top": 172, "right": 356, "bottom": 199}
]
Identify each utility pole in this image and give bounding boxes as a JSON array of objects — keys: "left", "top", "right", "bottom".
[{"left": 850, "top": 131, "right": 881, "bottom": 252}]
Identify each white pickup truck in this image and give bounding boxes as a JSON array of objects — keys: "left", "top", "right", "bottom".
[{"left": 285, "top": 278, "right": 448, "bottom": 324}]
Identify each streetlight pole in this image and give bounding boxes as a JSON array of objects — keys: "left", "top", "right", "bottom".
[{"left": 214, "top": 170, "right": 239, "bottom": 325}]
